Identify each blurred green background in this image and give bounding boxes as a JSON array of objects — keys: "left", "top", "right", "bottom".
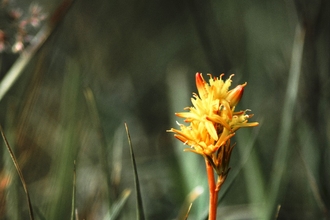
[{"left": 0, "top": 0, "right": 329, "bottom": 219}]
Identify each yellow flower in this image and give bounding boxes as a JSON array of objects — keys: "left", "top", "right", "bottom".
[{"left": 168, "top": 72, "right": 258, "bottom": 157}]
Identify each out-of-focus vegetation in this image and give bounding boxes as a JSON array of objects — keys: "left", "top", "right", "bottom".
[{"left": 0, "top": 0, "right": 329, "bottom": 219}]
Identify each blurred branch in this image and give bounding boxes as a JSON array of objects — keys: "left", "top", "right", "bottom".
[{"left": 0, "top": 0, "right": 74, "bottom": 102}]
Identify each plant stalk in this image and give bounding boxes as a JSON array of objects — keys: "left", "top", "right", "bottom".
[{"left": 205, "top": 158, "right": 217, "bottom": 220}]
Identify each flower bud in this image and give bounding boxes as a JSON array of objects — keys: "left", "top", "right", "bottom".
[
  {"left": 226, "top": 82, "right": 247, "bottom": 107},
  {"left": 195, "top": 72, "right": 207, "bottom": 98}
]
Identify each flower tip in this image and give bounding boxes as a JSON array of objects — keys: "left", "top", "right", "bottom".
[
  {"left": 226, "top": 83, "right": 246, "bottom": 107},
  {"left": 195, "top": 72, "right": 207, "bottom": 98},
  {"left": 195, "top": 72, "right": 203, "bottom": 83}
]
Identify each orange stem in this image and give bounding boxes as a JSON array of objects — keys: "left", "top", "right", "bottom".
[{"left": 205, "top": 158, "right": 217, "bottom": 220}]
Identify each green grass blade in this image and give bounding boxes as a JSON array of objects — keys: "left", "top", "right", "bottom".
[
  {"left": 124, "top": 123, "right": 145, "bottom": 220},
  {"left": 0, "top": 125, "right": 34, "bottom": 220}
]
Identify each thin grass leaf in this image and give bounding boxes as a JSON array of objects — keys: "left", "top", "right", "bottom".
[
  {"left": 0, "top": 125, "right": 34, "bottom": 220},
  {"left": 0, "top": 0, "right": 73, "bottom": 102},
  {"left": 70, "top": 160, "right": 77, "bottom": 220},
  {"left": 124, "top": 123, "right": 145, "bottom": 220},
  {"left": 106, "top": 189, "right": 132, "bottom": 220}
]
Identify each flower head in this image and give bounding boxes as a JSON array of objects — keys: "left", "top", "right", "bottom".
[
  {"left": 168, "top": 72, "right": 259, "bottom": 218},
  {"left": 168, "top": 72, "right": 258, "bottom": 173}
]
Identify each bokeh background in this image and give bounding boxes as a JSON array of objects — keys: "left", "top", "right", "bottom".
[{"left": 0, "top": 0, "right": 329, "bottom": 219}]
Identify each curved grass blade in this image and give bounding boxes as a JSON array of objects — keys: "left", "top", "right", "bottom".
[
  {"left": 0, "top": 125, "right": 34, "bottom": 220},
  {"left": 124, "top": 123, "right": 145, "bottom": 220}
]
